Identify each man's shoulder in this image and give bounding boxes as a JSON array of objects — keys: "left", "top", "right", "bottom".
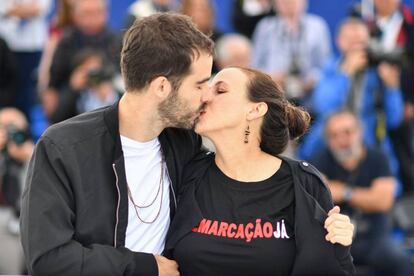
[
  {"left": 364, "top": 147, "right": 391, "bottom": 169},
  {"left": 255, "top": 15, "right": 279, "bottom": 33},
  {"left": 366, "top": 147, "right": 388, "bottom": 160},
  {"left": 304, "top": 14, "right": 329, "bottom": 28},
  {"left": 58, "top": 28, "right": 79, "bottom": 46},
  {"left": 161, "top": 128, "right": 200, "bottom": 146},
  {"left": 42, "top": 107, "right": 110, "bottom": 148}
]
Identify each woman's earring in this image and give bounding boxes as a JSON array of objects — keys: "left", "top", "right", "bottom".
[{"left": 244, "top": 125, "right": 250, "bottom": 144}]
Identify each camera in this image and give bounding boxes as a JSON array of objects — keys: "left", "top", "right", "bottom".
[
  {"left": 87, "top": 67, "right": 114, "bottom": 87},
  {"left": 366, "top": 45, "right": 406, "bottom": 67},
  {"left": 6, "top": 125, "right": 31, "bottom": 146}
]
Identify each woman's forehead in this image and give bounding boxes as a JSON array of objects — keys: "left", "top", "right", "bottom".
[{"left": 211, "top": 68, "right": 247, "bottom": 86}]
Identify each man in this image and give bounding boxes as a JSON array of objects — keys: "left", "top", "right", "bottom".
[
  {"left": 0, "top": 108, "right": 34, "bottom": 229},
  {"left": 300, "top": 18, "right": 404, "bottom": 176},
  {"left": 312, "top": 110, "right": 414, "bottom": 276},
  {"left": 0, "top": 108, "right": 33, "bottom": 274},
  {"left": 0, "top": 0, "right": 52, "bottom": 116},
  {"left": 366, "top": 0, "right": 414, "bottom": 193},
  {"left": 124, "top": 0, "right": 179, "bottom": 28},
  {"left": 0, "top": 37, "right": 18, "bottom": 108},
  {"left": 251, "top": 0, "right": 331, "bottom": 103},
  {"left": 48, "top": 0, "right": 120, "bottom": 92},
  {"left": 21, "top": 13, "right": 214, "bottom": 276},
  {"left": 215, "top": 34, "right": 251, "bottom": 70}
]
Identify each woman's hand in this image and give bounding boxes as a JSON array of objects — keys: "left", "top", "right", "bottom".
[{"left": 324, "top": 206, "right": 354, "bottom": 246}]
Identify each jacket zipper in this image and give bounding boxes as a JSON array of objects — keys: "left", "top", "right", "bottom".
[{"left": 112, "top": 163, "right": 121, "bottom": 247}]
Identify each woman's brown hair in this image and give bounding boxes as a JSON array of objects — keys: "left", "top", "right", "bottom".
[{"left": 239, "top": 67, "right": 311, "bottom": 156}]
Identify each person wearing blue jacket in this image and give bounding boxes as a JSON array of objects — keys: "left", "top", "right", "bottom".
[{"left": 299, "top": 17, "right": 404, "bottom": 175}]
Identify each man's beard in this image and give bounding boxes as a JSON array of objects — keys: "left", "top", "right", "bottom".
[
  {"left": 331, "top": 142, "right": 363, "bottom": 164},
  {"left": 158, "top": 91, "right": 201, "bottom": 129}
]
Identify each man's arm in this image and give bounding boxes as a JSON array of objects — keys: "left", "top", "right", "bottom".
[
  {"left": 6, "top": 0, "right": 50, "bottom": 19},
  {"left": 328, "top": 177, "right": 396, "bottom": 213},
  {"left": 20, "top": 136, "right": 158, "bottom": 276}
]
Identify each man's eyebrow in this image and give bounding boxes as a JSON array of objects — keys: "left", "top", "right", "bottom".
[{"left": 196, "top": 77, "right": 211, "bottom": 85}]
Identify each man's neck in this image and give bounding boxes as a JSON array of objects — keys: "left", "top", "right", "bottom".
[
  {"left": 118, "top": 92, "right": 165, "bottom": 142},
  {"left": 283, "top": 15, "right": 301, "bottom": 33}
]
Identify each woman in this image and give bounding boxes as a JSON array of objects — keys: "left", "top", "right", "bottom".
[
  {"left": 165, "top": 67, "right": 355, "bottom": 275},
  {"left": 37, "top": 0, "right": 74, "bottom": 116}
]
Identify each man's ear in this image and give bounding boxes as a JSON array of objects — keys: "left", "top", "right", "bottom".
[
  {"left": 246, "top": 102, "right": 268, "bottom": 121},
  {"left": 149, "top": 76, "right": 172, "bottom": 100}
]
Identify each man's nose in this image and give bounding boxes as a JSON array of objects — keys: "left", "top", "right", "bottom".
[{"left": 201, "top": 86, "right": 213, "bottom": 103}]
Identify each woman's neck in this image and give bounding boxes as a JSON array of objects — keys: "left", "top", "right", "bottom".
[{"left": 210, "top": 132, "right": 282, "bottom": 182}]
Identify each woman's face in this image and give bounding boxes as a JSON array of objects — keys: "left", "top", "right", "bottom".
[{"left": 196, "top": 68, "right": 251, "bottom": 137}]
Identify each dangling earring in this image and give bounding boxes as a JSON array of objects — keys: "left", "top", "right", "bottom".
[{"left": 244, "top": 125, "right": 250, "bottom": 144}]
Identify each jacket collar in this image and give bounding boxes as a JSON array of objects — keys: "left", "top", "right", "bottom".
[{"left": 103, "top": 101, "right": 122, "bottom": 161}]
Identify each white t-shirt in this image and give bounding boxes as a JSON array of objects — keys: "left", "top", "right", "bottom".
[
  {"left": 377, "top": 11, "right": 403, "bottom": 52},
  {"left": 121, "top": 135, "right": 171, "bottom": 254}
]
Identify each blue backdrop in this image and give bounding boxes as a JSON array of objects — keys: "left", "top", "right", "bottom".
[
  {"left": 108, "top": 0, "right": 414, "bottom": 35},
  {"left": 106, "top": 0, "right": 414, "bottom": 54}
]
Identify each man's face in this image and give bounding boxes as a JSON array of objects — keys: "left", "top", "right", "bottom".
[
  {"left": 73, "top": 0, "right": 107, "bottom": 35},
  {"left": 274, "top": 0, "right": 305, "bottom": 18},
  {"left": 219, "top": 40, "right": 251, "bottom": 69},
  {"left": 158, "top": 52, "right": 213, "bottom": 129},
  {"left": 337, "top": 23, "right": 370, "bottom": 54},
  {"left": 325, "top": 113, "right": 363, "bottom": 163},
  {"left": 374, "top": 0, "right": 400, "bottom": 16}
]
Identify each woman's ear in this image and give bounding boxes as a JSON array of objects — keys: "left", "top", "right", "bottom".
[
  {"left": 150, "top": 76, "right": 172, "bottom": 100},
  {"left": 246, "top": 102, "right": 268, "bottom": 121}
]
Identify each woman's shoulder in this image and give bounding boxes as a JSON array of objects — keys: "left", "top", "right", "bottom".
[{"left": 280, "top": 156, "right": 333, "bottom": 209}]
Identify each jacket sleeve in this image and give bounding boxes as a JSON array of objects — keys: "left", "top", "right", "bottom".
[
  {"left": 383, "top": 86, "right": 404, "bottom": 129},
  {"left": 20, "top": 136, "right": 158, "bottom": 276},
  {"left": 312, "top": 63, "right": 351, "bottom": 116},
  {"left": 309, "top": 172, "right": 356, "bottom": 276}
]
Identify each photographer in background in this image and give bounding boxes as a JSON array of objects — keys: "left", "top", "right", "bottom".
[
  {"left": 251, "top": 0, "right": 331, "bottom": 106},
  {"left": 352, "top": 0, "right": 414, "bottom": 194},
  {"left": 299, "top": 18, "right": 404, "bottom": 179},
  {"left": 48, "top": 49, "right": 120, "bottom": 124},
  {"left": 0, "top": 108, "right": 33, "bottom": 235},
  {"left": 311, "top": 111, "right": 414, "bottom": 276}
]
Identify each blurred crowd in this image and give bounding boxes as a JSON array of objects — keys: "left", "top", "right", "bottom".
[{"left": 0, "top": 0, "right": 414, "bottom": 275}]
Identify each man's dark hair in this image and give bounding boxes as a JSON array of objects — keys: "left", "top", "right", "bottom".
[{"left": 121, "top": 12, "right": 214, "bottom": 92}]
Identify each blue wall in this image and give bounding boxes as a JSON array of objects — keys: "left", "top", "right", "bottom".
[{"left": 108, "top": 0, "right": 414, "bottom": 36}]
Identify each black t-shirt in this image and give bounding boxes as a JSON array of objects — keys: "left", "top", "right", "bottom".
[
  {"left": 311, "top": 147, "right": 393, "bottom": 237},
  {"left": 173, "top": 160, "right": 296, "bottom": 276}
]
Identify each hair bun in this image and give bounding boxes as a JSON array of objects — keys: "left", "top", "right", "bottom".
[{"left": 285, "top": 103, "right": 311, "bottom": 140}]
